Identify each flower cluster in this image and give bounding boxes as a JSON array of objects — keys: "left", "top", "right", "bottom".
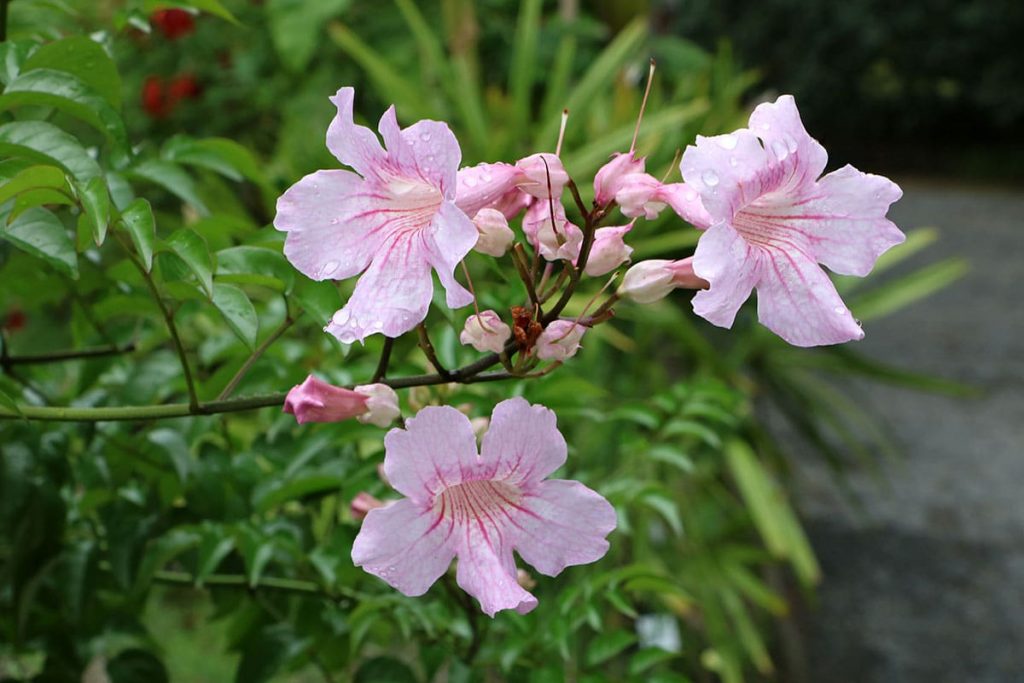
[{"left": 274, "top": 80, "right": 903, "bottom": 615}]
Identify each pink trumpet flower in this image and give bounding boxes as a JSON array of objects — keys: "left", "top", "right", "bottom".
[
  {"left": 283, "top": 375, "right": 368, "bottom": 424},
  {"left": 351, "top": 398, "right": 616, "bottom": 616},
  {"left": 274, "top": 87, "right": 477, "bottom": 343},
  {"left": 681, "top": 95, "right": 904, "bottom": 346}
]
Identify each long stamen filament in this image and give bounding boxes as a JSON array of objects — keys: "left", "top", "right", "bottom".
[
  {"left": 555, "top": 109, "right": 569, "bottom": 156},
  {"left": 630, "top": 58, "right": 657, "bottom": 154}
]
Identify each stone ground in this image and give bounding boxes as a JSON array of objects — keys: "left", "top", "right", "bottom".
[{"left": 785, "top": 179, "right": 1024, "bottom": 682}]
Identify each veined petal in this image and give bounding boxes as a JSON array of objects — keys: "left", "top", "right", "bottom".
[
  {"left": 402, "top": 120, "right": 462, "bottom": 199},
  {"left": 275, "top": 169, "right": 388, "bottom": 281},
  {"left": 657, "top": 182, "right": 712, "bottom": 230},
  {"left": 480, "top": 397, "right": 566, "bottom": 486},
  {"left": 792, "top": 165, "right": 905, "bottom": 276},
  {"left": 455, "top": 162, "right": 524, "bottom": 218},
  {"left": 511, "top": 479, "right": 615, "bottom": 577},
  {"left": 455, "top": 529, "right": 537, "bottom": 617},
  {"left": 691, "top": 221, "right": 760, "bottom": 328},
  {"left": 383, "top": 405, "right": 481, "bottom": 502},
  {"left": 326, "top": 87, "right": 386, "bottom": 178},
  {"left": 680, "top": 129, "right": 769, "bottom": 221},
  {"left": 756, "top": 244, "right": 864, "bottom": 346},
  {"left": 424, "top": 201, "right": 477, "bottom": 309},
  {"left": 748, "top": 94, "right": 827, "bottom": 194},
  {"left": 351, "top": 498, "right": 456, "bottom": 597},
  {"left": 325, "top": 232, "right": 434, "bottom": 342}
]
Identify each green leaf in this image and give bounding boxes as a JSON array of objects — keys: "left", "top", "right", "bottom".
[
  {"left": 129, "top": 159, "right": 209, "bottom": 214},
  {"left": 22, "top": 36, "right": 122, "bottom": 109},
  {"left": 147, "top": 429, "right": 191, "bottom": 483},
  {"left": 235, "top": 625, "right": 306, "bottom": 683},
  {"left": 195, "top": 525, "right": 235, "bottom": 585},
  {"left": 0, "top": 120, "right": 102, "bottom": 181},
  {"left": 162, "top": 135, "right": 268, "bottom": 186},
  {"left": 850, "top": 258, "right": 969, "bottom": 321},
  {"left": 212, "top": 283, "right": 259, "bottom": 349},
  {"left": 236, "top": 527, "right": 275, "bottom": 588},
  {"left": 641, "top": 491, "right": 684, "bottom": 537},
  {"left": 134, "top": 528, "right": 201, "bottom": 594},
  {"left": 586, "top": 629, "right": 637, "bottom": 667},
  {"left": 0, "top": 69, "right": 129, "bottom": 148},
  {"left": 2, "top": 207, "right": 78, "bottom": 277},
  {"left": 629, "top": 647, "right": 678, "bottom": 676},
  {"left": 78, "top": 175, "right": 110, "bottom": 245},
  {"left": 354, "top": 657, "right": 418, "bottom": 683},
  {"left": 267, "top": 0, "right": 350, "bottom": 72},
  {"left": 165, "top": 229, "right": 214, "bottom": 297},
  {"left": 291, "top": 276, "right": 340, "bottom": 322},
  {"left": 252, "top": 473, "right": 345, "bottom": 513},
  {"left": 120, "top": 199, "right": 156, "bottom": 271},
  {"left": 106, "top": 649, "right": 169, "bottom": 683},
  {"left": 0, "top": 164, "right": 69, "bottom": 206},
  {"left": 508, "top": 0, "right": 542, "bottom": 138},
  {"left": 144, "top": 0, "right": 238, "bottom": 23},
  {"left": 0, "top": 41, "right": 38, "bottom": 87},
  {"left": 0, "top": 386, "right": 24, "bottom": 417},
  {"left": 216, "top": 245, "right": 293, "bottom": 291}
]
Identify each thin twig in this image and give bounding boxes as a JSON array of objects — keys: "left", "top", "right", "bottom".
[
  {"left": 2, "top": 342, "right": 136, "bottom": 366},
  {"left": 371, "top": 337, "right": 395, "bottom": 382},
  {"left": 511, "top": 243, "right": 540, "bottom": 308},
  {"left": 217, "top": 315, "right": 297, "bottom": 400},
  {"left": 416, "top": 324, "right": 451, "bottom": 379}
]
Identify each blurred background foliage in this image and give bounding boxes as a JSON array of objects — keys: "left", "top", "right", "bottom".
[{"left": 0, "top": 0, "right": 972, "bottom": 681}]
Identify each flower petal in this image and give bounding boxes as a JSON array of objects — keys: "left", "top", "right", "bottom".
[
  {"left": 510, "top": 479, "right": 616, "bottom": 576},
  {"left": 325, "top": 232, "right": 434, "bottom": 342},
  {"left": 275, "top": 169, "right": 388, "bottom": 281},
  {"left": 755, "top": 244, "right": 864, "bottom": 346},
  {"left": 351, "top": 498, "right": 456, "bottom": 597},
  {"left": 455, "top": 162, "right": 524, "bottom": 218},
  {"left": 691, "top": 221, "right": 760, "bottom": 328},
  {"left": 424, "top": 202, "right": 477, "bottom": 309},
  {"left": 326, "top": 87, "right": 386, "bottom": 178},
  {"left": 656, "top": 182, "right": 712, "bottom": 230},
  {"left": 480, "top": 397, "right": 566, "bottom": 486},
  {"left": 382, "top": 405, "right": 481, "bottom": 502},
  {"left": 401, "top": 120, "right": 462, "bottom": 198},
  {"left": 793, "top": 165, "right": 905, "bottom": 276},
  {"left": 748, "top": 94, "right": 827, "bottom": 193},
  {"left": 680, "top": 129, "right": 769, "bottom": 221},
  {"left": 455, "top": 529, "right": 537, "bottom": 617}
]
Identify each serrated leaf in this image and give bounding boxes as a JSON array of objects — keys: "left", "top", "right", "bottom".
[
  {"left": 586, "top": 629, "right": 637, "bottom": 667},
  {"left": 0, "top": 120, "right": 101, "bottom": 181},
  {"left": 0, "top": 69, "right": 128, "bottom": 148},
  {"left": 22, "top": 36, "right": 121, "bottom": 109},
  {"left": 120, "top": 199, "right": 156, "bottom": 271},
  {"left": 78, "top": 175, "right": 110, "bottom": 245},
  {"left": 2, "top": 206, "right": 78, "bottom": 277},
  {"left": 211, "top": 283, "right": 258, "bottom": 349},
  {"left": 165, "top": 228, "right": 213, "bottom": 297},
  {"left": 0, "top": 164, "right": 69, "bottom": 206},
  {"left": 129, "top": 159, "right": 209, "bottom": 214}
]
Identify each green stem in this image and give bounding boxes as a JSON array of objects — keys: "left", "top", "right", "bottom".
[
  {"left": 152, "top": 569, "right": 359, "bottom": 602},
  {"left": 1, "top": 342, "right": 136, "bottom": 366},
  {"left": 217, "top": 315, "right": 296, "bottom": 400}
]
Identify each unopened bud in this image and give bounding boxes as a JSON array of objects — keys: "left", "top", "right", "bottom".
[
  {"left": 516, "top": 153, "right": 569, "bottom": 199},
  {"left": 535, "top": 320, "right": 586, "bottom": 361},
  {"left": 460, "top": 310, "right": 511, "bottom": 353},
  {"left": 350, "top": 492, "right": 384, "bottom": 520},
  {"left": 594, "top": 152, "right": 645, "bottom": 207},
  {"left": 516, "top": 568, "right": 537, "bottom": 590},
  {"left": 584, "top": 223, "right": 634, "bottom": 277},
  {"left": 283, "top": 375, "right": 368, "bottom": 424},
  {"left": 472, "top": 208, "right": 515, "bottom": 257},
  {"left": 620, "top": 258, "right": 707, "bottom": 304},
  {"left": 353, "top": 383, "right": 400, "bottom": 427}
]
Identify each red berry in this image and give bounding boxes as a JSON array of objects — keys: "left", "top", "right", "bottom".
[
  {"left": 168, "top": 73, "right": 201, "bottom": 101},
  {"left": 141, "top": 76, "right": 171, "bottom": 119},
  {"left": 3, "top": 308, "right": 26, "bottom": 333},
  {"left": 150, "top": 9, "right": 195, "bottom": 40}
]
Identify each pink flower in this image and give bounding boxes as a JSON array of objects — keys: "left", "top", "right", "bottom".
[
  {"left": 460, "top": 310, "right": 511, "bottom": 353},
  {"left": 283, "top": 375, "right": 368, "bottom": 424},
  {"left": 351, "top": 492, "right": 385, "bottom": 520},
  {"left": 522, "top": 199, "right": 583, "bottom": 262},
  {"left": 351, "top": 398, "right": 616, "bottom": 616},
  {"left": 620, "top": 258, "right": 708, "bottom": 304},
  {"left": 275, "top": 87, "right": 477, "bottom": 343},
  {"left": 535, "top": 320, "right": 586, "bottom": 361},
  {"left": 594, "top": 152, "right": 645, "bottom": 207},
  {"left": 353, "top": 383, "right": 401, "bottom": 427},
  {"left": 584, "top": 223, "right": 634, "bottom": 277},
  {"left": 681, "top": 95, "right": 904, "bottom": 346},
  {"left": 471, "top": 208, "right": 515, "bottom": 257},
  {"left": 594, "top": 152, "right": 707, "bottom": 224}
]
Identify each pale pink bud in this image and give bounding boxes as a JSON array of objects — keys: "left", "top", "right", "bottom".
[
  {"left": 515, "top": 153, "right": 569, "bottom": 199},
  {"left": 616, "top": 173, "right": 667, "bottom": 220},
  {"left": 350, "top": 492, "right": 384, "bottom": 520},
  {"left": 584, "top": 223, "right": 634, "bottom": 277},
  {"left": 460, "top": 310, "right": 511, "bottom": 354},
  {"left": 353, "top": 383, "right": 400, "bottom": 427},
  {"left": 594, "top": 152, "right": 645, "bottom": 207},
  {"left": 516, "top": 568, "right": 537, "bottom": 590},
  {"left": 472, "top": 208, "right": 515, "bottom": 257},
  {"left": 523, "top": 200, "right": 583, "bottom": 262},
  {"left": 283, "top": 375, "right": 368, "bottom": 424},
  {"left": 535, "top": 320, "right": 586, "bottom": 361},
  {"left": 620, "top": 258, "right": 707, "bottom": 304}
]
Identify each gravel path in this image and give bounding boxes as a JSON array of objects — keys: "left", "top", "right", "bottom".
[{"left": 788, "top": 179, "right": 1024, "bottom": 682}]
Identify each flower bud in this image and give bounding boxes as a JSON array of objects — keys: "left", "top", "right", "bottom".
[
  {"left": 523, "top": 200, "right": 582, "bottom": 262},
  {"left": 350, "top": 492, "right": 384, "bottom": 520},
  {"left": 616, "top": 173, "right": 666, "bottom": 220},
  {"left": 353, "top": 383, "right": 401, "bottom": 427},
  {"left": 515, "top": 153, "right": 569, "bottom": 199},
  {"left": 620, "top": 258, "right": 707, "bottom": 304},
  {"left": 584, "top": 223, "right": 634, "bottom": 277},
  {"left": 516, "top": 568, "right": 537, "bottom": 590},
  {"left": 460, "top": 310, "right": 511, "bottom": 354},
  {"left": 456, "top": 162, "right": 524, "bottom": 219},
  {"left": 594, "top": 152, "right": 645, "bottom": 207},
  {"left": 283, "top": 375, "right": 368, "bottom": 424},
  {"left": 472, "top": 209, "right": 515, "bottom": 257},
  {"left": 535, "top": 320, "right": 586, "bottom": 361}
]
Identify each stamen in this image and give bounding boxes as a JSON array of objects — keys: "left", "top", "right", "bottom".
[
  {"left": 553, "top": 273, "right": 619, "bottom": 343},
  {"left": 540, "top": 157, "right": 564, "bottom": 245},
  {"left": 661, "top": 148, "right": 682, "bottom": 183},
  {"left": 460, "top": 261, "right": 493, "bottom": 331},
  {"left": 555, "top": 109, "right": 569, "bottom": 156},
  {"left": 630, "top": 58, "right": 657, "bottom": 154}
]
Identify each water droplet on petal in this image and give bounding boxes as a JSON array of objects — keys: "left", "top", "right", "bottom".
[
  {"left": 482, "top": 173, "right": 493, "bottom": 182},
  {"left": 465, "top": 177, "right": 478, "bottom": 187},
  {"left": 320, "top": 260, "right": 340, "bottom": 278},
  {"left": 685, "top": 188, "right": 698, "bottom": 201},
  {"left": 833, "top": 305, "right": 846, "bottom": 315},
  {"left": 760, "top": 121, "right": 771, "bottom": 131},
  {"left": 784, "top": 134, "right": 798, "bottom": 153},
  {"left": 771, "top": 139, "right": 790, "bottom": 160},
  {"left": 729, "top": 156, "right": 738, "bottom": 167},
  {"left": 420, "top": 132, "right": 431, "bottom": 141},
  {"left": 330, "top": 217, "right": 339, "bottom": 225},
  {"left": 701, "top": 169, "right": 720, "bottom": 187},
  {"left": 716, "top": 133, "right": 739, "bottom": 150}
]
